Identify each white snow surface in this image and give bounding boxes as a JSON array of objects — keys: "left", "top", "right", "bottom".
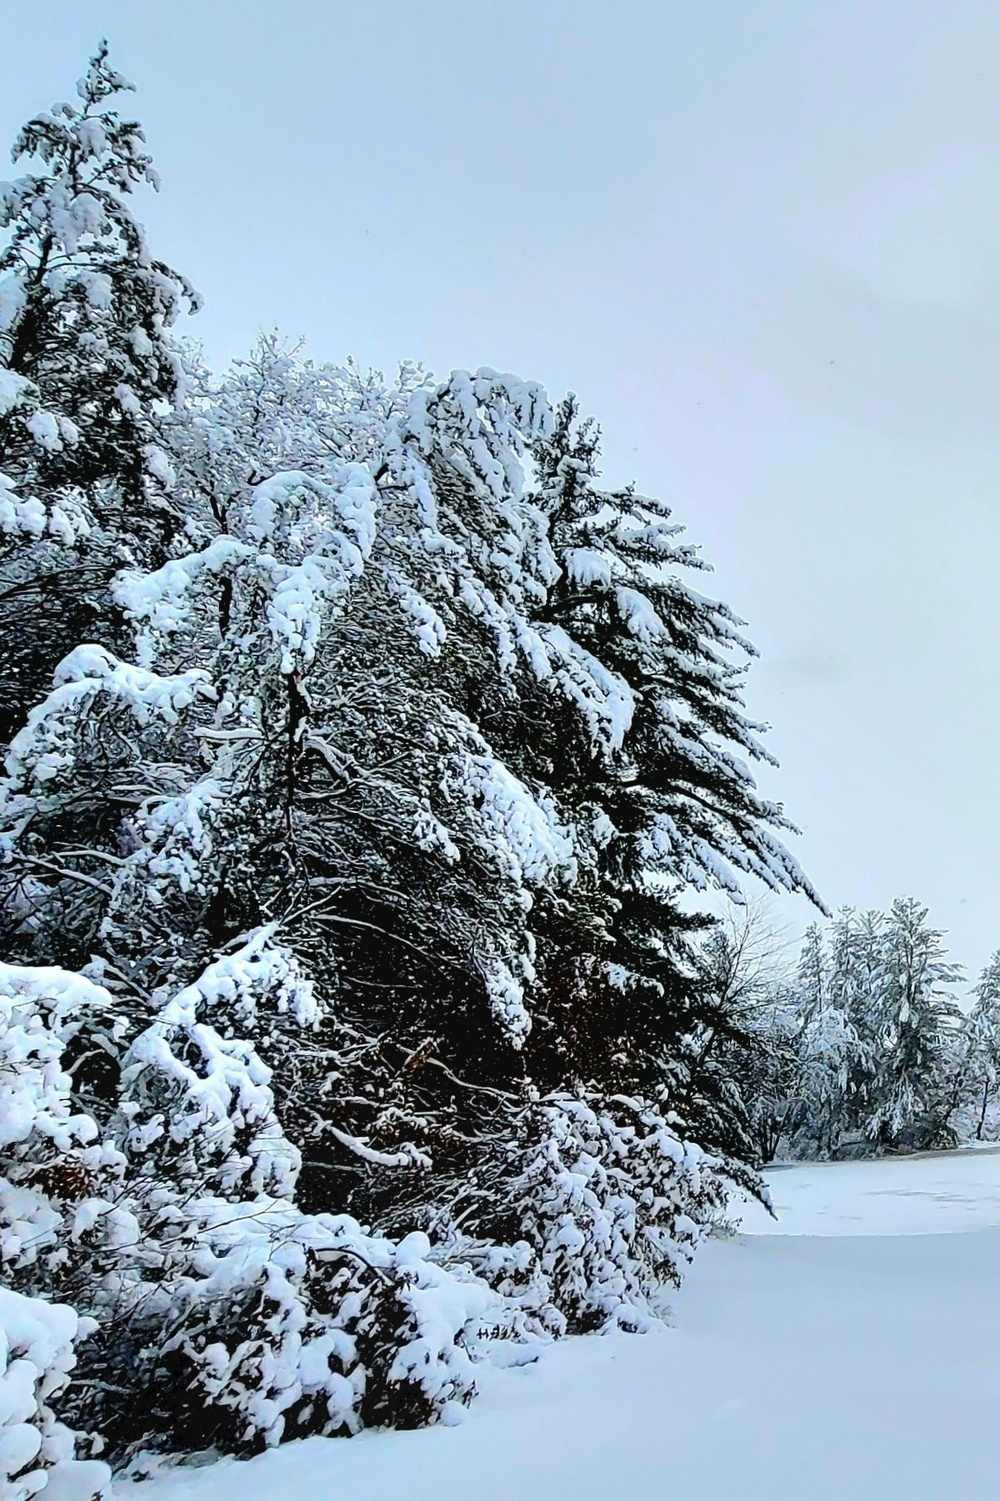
[
  {"left": 739, "top": 1146, "right": 1000, "bottom": 1236},
  {"left": 118, "top": 1149, "right": 1000, "bottom": 1501}
]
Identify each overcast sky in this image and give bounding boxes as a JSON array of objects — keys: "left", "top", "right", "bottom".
[{"left": 4, "top": 0, "right": 1000, "bottom": 982}]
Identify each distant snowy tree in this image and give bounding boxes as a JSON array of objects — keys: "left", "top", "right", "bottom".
[
  {"left": 796, "top": 922, "right": 827, "bottom": 1024},
  {"left": 702, "top": 904, "right": 966, "bottom": 1164},
  {"left": 825, "top": 907, "right": 886, "bottom": 1138},
  {"left": 789, "top": 923, "right": 859, "bottom": 1158},
  {"left": 772, "top": 904, "right": 967, "bottom": 1157},
  {"left": 864, "top": 898, "right": 963, "bottom": 1149},
  {"left": 793, "top": 1004, "right": 859, "bottom": 1158},
  {"left": 963, "top": 951, "right": 1000, "bottom": 1139}
]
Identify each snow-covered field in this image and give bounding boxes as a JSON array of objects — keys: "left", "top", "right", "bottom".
[
  {"left": 120, "top": 1149, "right": 1000, "bottom": 1501},
  {"left": 741, "top": 1142, "right": 1000, "bottom": 1235}
]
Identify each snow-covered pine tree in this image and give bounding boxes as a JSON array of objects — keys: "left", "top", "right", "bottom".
[
  {"left": 0, "top": 62, "right": 505, "bottom": 1469},
  {"left": 0, "top": 41, "right": 199, "bottom": 739},
  {"left": 0, "top": 40, "right": 198, "bottom": 504},
  {"left": 764, "top": 905, "right": 968, "bottom": 1159},
  {"left": 962, "top": 951, "right": 1000, "bottom": 1139},
  {"left": 864, "top": 897, "right": 963, "bottom": 1150},
  {"left": 797, "top": 922, "right": 827, "bottom": 1025},
  {"left": 510, "top": 401, "right": 823, "bottom": 1157},
  {"left": 825, "top": 906, "right": 886, "bottom": 1142},
  {"left": 788, "top": 922, "right": 859, "bottom": 1158},
  {"left": 146, "top": 349, "right": 810, "bottom": 1250}
]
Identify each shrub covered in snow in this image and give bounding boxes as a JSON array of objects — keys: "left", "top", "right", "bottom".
[
  {"left": 502, "top": 1093, "right": 732, "bottom": 1332},
  {"left": 0, "top": 1286, "right": 109, "bottom": 1501}
]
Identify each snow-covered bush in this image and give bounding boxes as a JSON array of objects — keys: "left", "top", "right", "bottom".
[
  {"left": 176, "top": 1211, "right": 496, "bottom": 1444},
  {"left": 69, "top": 1198, "right": 500, "bottom": 1457},
  {"left": 0, "top": 947, "right": 500, "bottom": 1462},
  {"left": 0, "top": 1287, "right": 108, "bottom": 1501},
  {"left": 496, "top": 1092, "right": 733, "bottom": 1333}
]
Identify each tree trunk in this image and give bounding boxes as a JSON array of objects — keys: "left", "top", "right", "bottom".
[{"left": 977, "top": 1077, "right": 991, "bottom": 1141}]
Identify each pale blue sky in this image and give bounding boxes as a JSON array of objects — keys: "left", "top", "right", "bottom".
[{"left": 4, "top": 1, "right": 1000, "bottom": 980}]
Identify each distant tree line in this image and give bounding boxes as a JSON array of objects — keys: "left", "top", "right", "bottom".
[{"left": 694, "top": 898, "right": 1000, "bottom": 1162}]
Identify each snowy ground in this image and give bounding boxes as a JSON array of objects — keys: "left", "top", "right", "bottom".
[{"left": 119, "top": 1149, "right": 1000, "bottom": 1501}]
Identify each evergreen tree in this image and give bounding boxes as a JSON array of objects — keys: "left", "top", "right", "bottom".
[
  {"left": 513, "top": 401, "right": 823, "bottom": 1160},
  {"left": 0, "top": 40, "right": 198, "bottom": 503},
  {"left": 0, "top": 41, "right": 199, "bottom": 740},
  {"left": 704, "top": 903, "right": 971, "bottom": 1164},
  {"left": 863, "top": 898, "right": 963, "bottom": 1149},
  {"left": 825, "top": 907, "right": 885, "bottom": 1138},
  {"left": 789, "top": 922, "right": 858, "bottom": 1157},
  {"left": 964, "top": 951, "right": 1000, "bottom": 1139},
  {"left": 797, "top": 922, "right": 827, "bottom": 1024}
]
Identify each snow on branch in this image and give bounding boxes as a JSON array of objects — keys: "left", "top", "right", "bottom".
[
  {"left": 0, "top": 646, "right": 212, "bottom": 814},
  {"left": 118, "top": 932, "right": 318, "bottom": 1198}
]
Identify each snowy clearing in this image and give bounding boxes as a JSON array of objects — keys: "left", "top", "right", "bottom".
[
  {"left": 119, "top": 1148, "right": 1000, "bottom": 1501},
  {"left": 740, "top": 1143, "right": 1000, "bottom": 1235}
]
